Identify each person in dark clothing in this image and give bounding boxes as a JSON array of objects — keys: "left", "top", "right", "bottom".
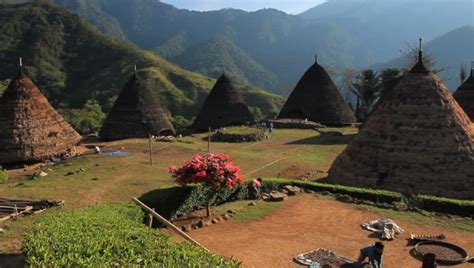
[
  {"left": 357, "top": 242, "right": 384, "bottom": 268},
  {"left": 248, "top": 178, "right": 263, "bottom": 199}
]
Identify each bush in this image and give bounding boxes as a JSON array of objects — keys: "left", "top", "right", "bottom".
[
  {"left": 212, "top": 126, "right": 266, "bottom": 143},
  {"left": 0, "top": 170, "right": 7, "bottom": 183},
  {"left": 24, "top": 205, "right": 238, "bottom": 267},
  {"left": 60, "top": 100, "right": 106, "bottom": 134},
  {"left": 416, "top": 195, "right": 474, "bottom": 218}
]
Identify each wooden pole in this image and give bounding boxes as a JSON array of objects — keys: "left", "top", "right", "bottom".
[
  {"left": 207, "top": 127, "right": 211, "bottom": 153},
  {"left": 133, "top": 197, "right": 208, "bottom": 251},
  {"left": 148, "top": 135, "right": 153, "bottom": 166}
]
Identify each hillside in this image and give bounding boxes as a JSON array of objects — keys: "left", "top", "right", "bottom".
[
  {"left": 51, "top": 0, "right": 474, "bottom": 94},
  {"left": 171, "top": 35, "right": 279, "bottom": 90},
  {"left": 0, "top": 2, "right": 284, "bottom": 119},
  {"left": 373, "top": 26, "right": 474, "bottom": 90}
]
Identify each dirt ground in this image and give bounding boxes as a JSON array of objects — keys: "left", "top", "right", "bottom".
[{"left": 189, "top": 195, "right": 474, "bottom": 268}]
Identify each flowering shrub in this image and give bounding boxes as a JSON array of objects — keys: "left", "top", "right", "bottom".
[{"left": 169, "top": 153, "right": 243, "bottom": 217}]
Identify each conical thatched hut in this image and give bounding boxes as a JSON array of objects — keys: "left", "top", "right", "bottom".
[
  {"left": 277, "top": 56, "right": 356, "bottom": 126},
  {"left": 453, "top": 63, "right": 474, "bottom": 121},
  {"left": 192, "top": 73, "right": 255, "bottom": 130},
  {"left": 99, "top": 70, "right": 175, "bottom": 140},
  {"left": 326, "top": 48, "right": 474, "bottom": 200},
  {"left": 0, "top": 65, "right": 81, "bottom": 164}
]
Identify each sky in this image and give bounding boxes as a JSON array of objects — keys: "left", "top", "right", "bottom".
[{"left": 161, "top": 0, "right": 327, "bottom": 14}]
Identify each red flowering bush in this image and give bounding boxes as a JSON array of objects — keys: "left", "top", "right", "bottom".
[{"left": 169, "top": 153, "right": 243, "bottom": 217}]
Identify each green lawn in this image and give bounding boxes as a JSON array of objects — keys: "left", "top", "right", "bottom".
[{"left": 213, "top": 200, "right": 283, "bottom": 222}]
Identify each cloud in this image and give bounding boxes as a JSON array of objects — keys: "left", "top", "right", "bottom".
[{"left": 162, "top": 0, "right": 326, "bottom": 14}]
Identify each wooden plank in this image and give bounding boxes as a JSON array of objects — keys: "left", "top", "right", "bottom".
[{"left": 132, "top": 197, "right": 208, "bottom": 251}]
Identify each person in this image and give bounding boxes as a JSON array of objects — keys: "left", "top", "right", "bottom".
[
  {"left": 248, "top": 177, "right": 263, "bottom": 199},
  {"left": 357, "top": 242, "right": 384, "bottom": 268}
]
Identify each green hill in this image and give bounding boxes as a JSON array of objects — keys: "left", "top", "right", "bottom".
[
  {"left": 0, "top": 2, "right": 283, "bottom": 120},
  {"left": 171, "top": 35, "right": 279, "bottom": 90}
]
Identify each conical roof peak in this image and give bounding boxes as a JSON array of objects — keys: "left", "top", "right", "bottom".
[
  {"left": 192, "top": 75, "right": 255, "bottom": 130},
  {"left": 0, "top": 65, "right": 81, "bottom": 164},
  {"left": 410, "top": 38, "right": 430, "bottom": 74},
  {"left": 452, "top": 60, "right": 474, "bottom": 120},
  {"left": 277, "top": 56, "right": 356, "bottom": 126},
  {"left": 99, "top": 70, "right": 175, "bottom": 140}
]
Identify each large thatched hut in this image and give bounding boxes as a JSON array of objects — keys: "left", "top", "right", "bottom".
[
  {"left": 453, "top": 63, "right": 474, "bottom": 121},
  {"left": 99, "top": 69, "right": 175, "bottom": 140},
  {"left": 0, "top": 65, "right": 81, "bottom": 164},
  {"left": 277, "top": 56, "right": 356, "bottom": 126},
  {"left": 192, "top": 73, "right": 255, "bottom": 130},
  {"left": 326, "top": 49, "right": 474, "bottom": 200}
]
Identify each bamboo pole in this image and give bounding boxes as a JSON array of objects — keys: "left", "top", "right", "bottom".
[
  {"left": 132, "top": 197, "right": 208, "bottom": 251},
  {"left": 148, "top": 135, "right": 153, "bottom": 166},
  {"left": 207, "top": 127, "right": 211, "bottom": 153}
]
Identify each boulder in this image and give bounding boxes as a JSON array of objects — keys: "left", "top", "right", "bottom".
[
  {"left": 196, "top": 220, "right": 205, "bottom": 228},
  {"left": 270, "top": 192, "right": 288, "bottom": 202},
  {"left": 211, "top": 218, "right": 220, "bottom": 224},
  {"left": 181, "top": 225, "right": 191, "bottom": 232},
  {"left": 222, "top": 214, "right": 230, "bottom": 220},
  {"left": 283, "top": 185, "right": 302, "bottom": 196},
  {"left": 38, "top": 171, "right": 48, "bottom": 177}
]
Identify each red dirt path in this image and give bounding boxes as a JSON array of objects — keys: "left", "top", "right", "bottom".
[{"left": 189, "top": 195, "right": 474, "bottom": 267}]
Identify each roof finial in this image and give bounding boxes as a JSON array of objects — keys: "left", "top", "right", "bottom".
[
  {"left": 19, "top": 57, "right": 23, "bottom": 67},
  {"left": 18, "top": 57, "right": 24, "bottom": 74},
  {"left": 418, "top": 37, "right": 423, "bottom": 62},
  {"left": 222, "top": 66, "right": 226, "bottom": 76},
  {"left": 134, "top": 64, "right": 137, "bottom": 76},
  {"left": 314, "top": 54, "right": 318, "bottom": 63}
]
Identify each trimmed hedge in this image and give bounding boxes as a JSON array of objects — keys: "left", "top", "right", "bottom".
[
  {"left": 211, "top": 126, "right": 266, "bottom": 143},
  {"left": 24, "top": 205, "right": 238, "bottom": 267},
  {"left": 142, "top": 178, "right": 474, "bottom": 221},
  {"left": 416, "top": 195, "right": 474, "bottom": 218}
]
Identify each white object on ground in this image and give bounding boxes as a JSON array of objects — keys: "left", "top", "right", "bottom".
[{"left": 361, "top": 218, "right": 404, "bottom": 240}]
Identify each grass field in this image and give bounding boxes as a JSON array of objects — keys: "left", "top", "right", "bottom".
[{"left": 1, "top": 128, "right": 473, "bottom": 254}]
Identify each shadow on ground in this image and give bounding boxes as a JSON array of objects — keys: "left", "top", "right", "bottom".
[{"left": 286, "top": 134, "right": 356, "bottom": 145}]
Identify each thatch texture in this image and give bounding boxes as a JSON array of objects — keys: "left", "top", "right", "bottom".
[
  {"left": 192, "top": 74, "right": 255, "bottom": 130},
  {"left": 453, "top": 68, "right": 474, "bottom": 121},
  {"left": 99, "top": 73, "right": 175, "bottom": 140},
  {"left": 277, "top": 58, "right": 356, "bottom": 126},
  {"left": 327, "top": 56, "right": 474, "bottom": 200},
  {"left": 0, "top": 70, "right": 81, "bottom": 164}
]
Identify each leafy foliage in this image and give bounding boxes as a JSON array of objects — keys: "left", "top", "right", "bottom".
[
  {"left": 59, "top": 100, "right": 106, "bottom": 134},
  {"left": 0, "top": 170, "right": 7, "bottom": 184},
  {"left": 23, "top": 204, "right": 238, "bottom": 267}
]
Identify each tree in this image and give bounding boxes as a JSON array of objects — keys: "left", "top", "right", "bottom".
[
  {"left": 379, "top": 68, "right": 403, "bottom": 99},
  {"left": 338, "top": 68, "right": 358, "bottom": 106},
  {"left": 351, "top": 70, "right": 381, "bottom": 121},
  {"left": 400, "top": 41, "right": 446, "bottom": 74},
  {"left": 169, "top": 153, "right": 243, "bottom": 217}
]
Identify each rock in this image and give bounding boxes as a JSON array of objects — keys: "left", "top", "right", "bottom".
[
  {"left": 196, "top": 220, "right": 205, "bottom": 228},
  {"left": 222, "top": 214, "right": 230, "bottom": 220},
  {"left": 269, "top": 192, "right": 288, "bottom": 202},
  {"left": 248, "top": 202, "right": 257, "bottom": 206},
  {"left": 204, "top": 221, "right": 211, "bottom": 227},
  {"left": 283, "top": 185, "right": 302, "bottom": 196},
  {"left": 79, "top": 168, "right": 85, "bottom": 171},
  {"left": 227, "top": 209, "right": 237, "bottom": 214},
  {"left": 211, "top": 218, "right": 220, "bottom": 224},
  {"left": 0, "top": 228, "right": 4, "bottom": 233},
  {"left": 38, "top": 171, "right": 48, "bottom": 177},
  {"left": 181, "top": 225, "right": 191, "bottom": 232},
  {"left": 336, "top": 194, "right": 353, "bottom": 203}
]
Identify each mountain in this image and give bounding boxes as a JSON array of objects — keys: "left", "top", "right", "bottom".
[
  {"left": 170, "top": 35, "right": 279, "bottom": 90},
  {"left": 52, "top": 0, "right": 473, "bottom": 94},
  {"left": 373, "top": 26, "right": 474, "bottom": 90},
  {"left": 0, "top": 2, "right": 283, "bottom": 120}
]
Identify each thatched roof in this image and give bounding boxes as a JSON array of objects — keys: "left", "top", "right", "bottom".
[
  {"left": 453, "top": 64, "right": 474, "bottom": 121},
  {"left": 192, "top": 73, "right": 255, "bottom": 130},
  {"left": 99, "top": 71, "right": 175, "bottom": 140},
  {"left": 277, "top": 56, "right": 356, "bottom": 126},
  {"left": 0, "top": 67, "right": 81, "bottom": 164},
  {"left": 326, "top": 52, "right": 474, "bottom": 200}
]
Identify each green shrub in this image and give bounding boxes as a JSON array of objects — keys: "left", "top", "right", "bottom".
[
  {"left": 0, "top": 170, "right": 7, "bottom": 183},
  {"left": 212, "top": 126, "right": 266, "bottom": 143},
  {"left": 24, "top": 205, "right": 238, "bottom": 267},
  {"left": 60, "top": 100, "right": 106, "bottom": 134},
  {"left": 416, "top": 195, "right": 474, "bottom": 218}
]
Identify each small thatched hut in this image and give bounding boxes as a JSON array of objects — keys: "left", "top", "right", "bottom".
[
  {"left": 277, "top": 56, "right": 356, "bottom": 126},
  {"left": 192, "top": 73, "right": 255, "bottom": 130},
  {"left": 326, "top": 48, "right": 474, "bottom": 200},
  {"left": 453, "top": 63, "right": 474, "bottom": 121},
  {"left": 0, "top": 65, "right": 81, "bottom": 164},
  {"left": 99, "top": 69, "right": 175, "bottom": 140}
]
